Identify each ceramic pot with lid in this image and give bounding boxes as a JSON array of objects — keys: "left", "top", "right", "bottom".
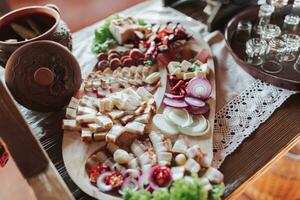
[
  {"left": 0, "top": 4, "right": 72, "bottom": 65},
  {"left": 5, "top": 40, "right": 81, "bottom": 112}
]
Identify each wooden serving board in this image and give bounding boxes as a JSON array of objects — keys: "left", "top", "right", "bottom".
[{"left": 62, "top": 37, "right": 215, "bottom": 200}]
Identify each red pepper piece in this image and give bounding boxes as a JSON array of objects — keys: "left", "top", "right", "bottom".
[{"left": 171, "top": 80, "right": 184, "bottom": 92}]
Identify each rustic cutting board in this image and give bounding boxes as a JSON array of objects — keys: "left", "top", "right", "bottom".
[{"left": 62, "top": 36, "right": 216, "bottom": 200}]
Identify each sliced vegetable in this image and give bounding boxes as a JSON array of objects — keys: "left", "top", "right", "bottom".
[
  {"left": 92, "top": 14, "right": 120, "bottom": 53},
  {"left": 163, "top": 98, "right": 188, "bottom": 108},
  {"left": 186, "top": 77, "right": 212, "bottom": 100},
  {"left": 184, "top": 96, "right": 206, "bottom": 107},
  {"left": 187, "top": 103, "right": 210, "bottom": 115},
  {"left": 153, "top": 114, "right": 179, "bottom": 135},
  {"left": 164, "top": 93, "right": 184, "bottom": 100},
  {"left": 149, "top": 166, "right": 172, "bottom": 189},
  {"left": 178, "top": 115, "right": 209, "bottom": 136},
  {"left": 163, "top": 107, "right": 193, "bottom": 127},
  {"left": 104, "top": 171, "right": 124, "bottom": 189},
  {"left": 97, "top": 172, "right": 114, "bottom": 192}
]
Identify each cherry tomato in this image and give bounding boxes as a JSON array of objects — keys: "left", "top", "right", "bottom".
[
  {"left": 150, "top": 166, "right": 172, "bottom": 187},
  {"left": 104, "top": 172, "right": 124, "bottom": 188}
]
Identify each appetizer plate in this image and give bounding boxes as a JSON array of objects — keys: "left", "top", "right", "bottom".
[
  {"left": 62, "top": 64, "right": 168, "bottom": 200},
  {"left": 62, "top": 18, "right": 216, "bottom": 200}
]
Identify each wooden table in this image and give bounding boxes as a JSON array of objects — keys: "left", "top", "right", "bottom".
[{"left": 1, "top": 1, "right": 299, "bottom": 200}]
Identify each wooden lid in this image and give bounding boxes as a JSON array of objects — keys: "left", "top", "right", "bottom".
[{"left": 5, "top": 40, "right": 82, "bottom": 111}]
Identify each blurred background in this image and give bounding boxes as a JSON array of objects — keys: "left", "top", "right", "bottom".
[{"left": 0, "top": 0, "right": 299, "bottom": 200}]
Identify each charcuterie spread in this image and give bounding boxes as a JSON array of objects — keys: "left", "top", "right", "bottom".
[{"left": 62, "top": 15, "right": 224, "bottom": 200}]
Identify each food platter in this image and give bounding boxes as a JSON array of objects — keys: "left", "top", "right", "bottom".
[{"left": 62, "top": 15, "right": 223, "bottom": 200}]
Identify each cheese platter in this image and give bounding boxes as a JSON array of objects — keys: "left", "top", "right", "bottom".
[{"left": 62, "top": 15, "right": 224, "bottom": 200}]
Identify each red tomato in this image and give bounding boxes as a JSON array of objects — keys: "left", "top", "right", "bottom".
[
  {"left": 151, "top": 166, "right": 172, "bottom": 187},
  {"left": 104, "top": 172, "right": 124, "bottom": 188}
]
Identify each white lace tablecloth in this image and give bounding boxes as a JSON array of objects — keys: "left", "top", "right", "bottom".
[{"left": 72, "top": 1, "right": 297, "bottom": 168}]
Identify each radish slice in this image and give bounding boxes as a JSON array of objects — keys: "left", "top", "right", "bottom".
[
  {"left": 118, "top": 177, "right": 139, "bottom": 195},
  {"left": 184, "top": 97, "right": 206, "bottom": 107},
  {"left": 165, "top": 93, "right": 185, "bottom": 100},
  {"left": 187, "top": 104, "right": 210, "bottom": 115},
  {"left": 186, "top": 77, "right": 212, "bottom": 100},
  {"left": 163, "top": 107, "right": 193, "bottom": 127},
  {"left": 163, "top": 97, "right": 188, "bottom": 108},
  {"left": 153, "top": 114, "right": 179, "bottom": 135},
  {"left": 96, "top": 172, "right": 113, "bottom": 192},
  {"left": 178, "top": 115, "right": 210, "bottom": 136}
]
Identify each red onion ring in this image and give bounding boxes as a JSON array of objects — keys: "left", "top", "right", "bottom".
[{"left": 96, "top": 172, "right": 113, "bottom": 192}]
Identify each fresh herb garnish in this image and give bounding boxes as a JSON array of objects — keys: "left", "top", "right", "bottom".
[
  {"left": 92, "top": 14, "right": 120, "bottom": 54},
  {"left": 123, "top": 175, "right": 224, "bottom": 200}
]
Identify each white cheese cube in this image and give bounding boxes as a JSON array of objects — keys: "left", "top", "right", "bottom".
[
  {"left": 62, "top": 119, "right": 81, "bottom": 131},
  {"left": 76, "top": 113, "right": 96, "bottom": 124},
  {"left": 180, "top": 60, "right": 192, "bottom": 72},
  {"left": 81, "top": 129, "right": 93, "bottom": 142},
  {"left": 68, "top": 97, "right": 79, "bottom": 109},
  {"left": 77, "top": 106, "right": 97, "bottom": 115},
  {"left": 107, "top": 110, "right": 125, "bottom": 119},
  {"left": 171, "top": 166, "right": 185, "bottom": 180},
  {"left": 125, "top": 121, "right": 145, "bottom": 135},
  {"left": 95, "top": 115, "right": 113, "bottom": 130},
  {"left": 106, "top": 125, "right": 125, "bottom": 143},
  {"left": 66, "top": 108, "right": 77, "bottom": 119},
  {"left": 183, "top": 72, "right": 196, "bottom": 80},
  {"left": 136, "top": 87, "right": 153, "bottom": 101},
  {"left": 185, "top": 158, "right": 201, "bottom": 173}
]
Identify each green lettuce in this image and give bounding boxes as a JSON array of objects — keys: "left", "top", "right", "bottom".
[
  {"left": 208, "top": 183, "right": 225, "bottom": 200},
  {"left": 92, "top": 14, "right": 120, "bottom": 53}
]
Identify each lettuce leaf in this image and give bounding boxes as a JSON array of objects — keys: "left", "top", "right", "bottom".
[
  {"left": 123, "top": 188, "right": 152, "bottom": 200},
  {"left": 208, "top": 183, "right": 225, "bottom": 200},
  {"left": 92, "top": 14, "right": 119, "bottom": 54}
]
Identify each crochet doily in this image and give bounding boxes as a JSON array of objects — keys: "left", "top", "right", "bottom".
[{"left": 213, "top": 80, "right": 296, "bottom": 167}]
